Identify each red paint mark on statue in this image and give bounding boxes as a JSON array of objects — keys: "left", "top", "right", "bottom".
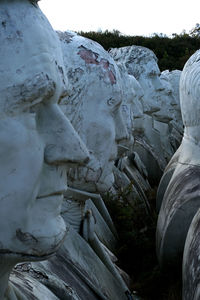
[
  {"left": 107, "top": 70, "right": 116, "bottom": 85},
  {"left": 78, "top": 46, "right": 116, "bottom": 85},
  {"left": 77, "top": 48, "right": 98, "bottom": 65},
  {"left": 100, "top": 59, "right": 116, "bottom": 85}
]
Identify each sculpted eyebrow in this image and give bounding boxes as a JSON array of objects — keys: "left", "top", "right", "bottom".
[{"left": 2, "top": 73, "right": 56, "bottom": 113}]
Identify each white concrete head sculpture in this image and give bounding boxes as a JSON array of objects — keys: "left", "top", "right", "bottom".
[
  {"left": 178, "top": 49, "right": 200, "bottom": 164},
  {"left": 180, "top": 51, "right": 200, "bottom": 128},
  {"left": 0, "top": 1, "right": 89, "bottom": 296},
  {"left": 156, "top": 50, "right": 200, "bottom": 268},
  {"left": 160, "top": 70, "right": 183, "bottom": 131},
  {"left": 58, "top": 31, "right": 128, "bottom": 193},
  {"left": 162, "top": 70, "right": 181, "bottom": 111},
  {"left": 109, "top": 45, "right": 165, "bottom": 115},
  {"left": 152, "top": 71, "right": 174, "bottom": 123}
]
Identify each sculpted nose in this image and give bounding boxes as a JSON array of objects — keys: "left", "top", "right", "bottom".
[
  {"left": 40, "top": 104, "right": 90, "bottom": 166},
  {"left": 170, "top": 95, "right": 177, "bottom": 106},
  {"left": 44, "top": 122, "right": 90, "bottom": 165},
  {"left": 155, "top": 78, "right": 165, "bottom": 92},
  {"left": 115, "top": 108, "right": 129, "bottom": 143}
]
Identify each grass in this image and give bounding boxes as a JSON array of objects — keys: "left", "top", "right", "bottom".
[{"left": 103, "top": 184, "right": 182, "bottom": 300}]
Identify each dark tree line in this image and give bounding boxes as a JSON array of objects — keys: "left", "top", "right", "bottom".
[{"left": 78, "top": 25, "right": 200, "bottom": 71}]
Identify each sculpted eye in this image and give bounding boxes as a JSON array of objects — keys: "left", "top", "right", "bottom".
[{"left": 107, "top": 98, "right": 116, "bottom": 106}]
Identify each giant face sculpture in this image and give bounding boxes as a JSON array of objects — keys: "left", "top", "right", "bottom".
[
  {"left": 156, "top": 50, "right": 200, "bottom": 268},
  {"left": 58, "top": 31, "right": 128, "bottom": 193},
  {"left": 109, "top": 45, "right": 165, "bottom": 115},
  {"left": 0, "top": 0, "right": 89, "bottom": 259},
  {"left": 161, "top": 70, "right": 183, "bottom": 131},
  {"left": 153, "top": 72, "right": 175, "bottom": 123}
]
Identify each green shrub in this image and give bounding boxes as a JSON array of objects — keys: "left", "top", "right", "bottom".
[{"left": 103, "top": 184, "right": 182, "bottom": 300}]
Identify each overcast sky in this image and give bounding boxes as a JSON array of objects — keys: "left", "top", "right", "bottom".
[{"left": 39, "top": 0, "right": 200, "bottom": 37}]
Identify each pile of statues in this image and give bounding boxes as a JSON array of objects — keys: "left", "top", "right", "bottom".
[{"left": 2, "top": 0, "right": 200, "bottom": 299}]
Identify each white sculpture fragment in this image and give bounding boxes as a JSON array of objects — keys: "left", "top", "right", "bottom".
[
  {"left": 156, "top": 50, "right": 200, "bottom": 268},
  {"left": 7, "top": 268, "right": 60, "bottom": 300},
  {"left": 0, "top": 1, "right": 90, "bottom": 298}
]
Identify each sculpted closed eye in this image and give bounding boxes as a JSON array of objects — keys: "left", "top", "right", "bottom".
[
  {"left": 107, "top": 98, "right": 115, "bottom": 106},
  {"left": 107, "top": 98, "right": 121, "bottom": 116}
]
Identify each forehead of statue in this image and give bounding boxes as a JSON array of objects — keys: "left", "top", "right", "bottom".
[{"left": 0, "top": 2, "right": 63, "bottom": 115}]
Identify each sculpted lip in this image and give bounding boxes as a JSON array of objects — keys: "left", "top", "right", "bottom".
[{"left": 36, "top": 189, "right": 67, "bottom": 199}]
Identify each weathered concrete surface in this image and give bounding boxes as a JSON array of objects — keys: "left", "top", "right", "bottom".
[
  {"left": 156, "top": 166, "right": 200, "bottom": 268},
  {"left": 156, "top": 145, "right": 182, "bottom": 212},
  {"left": 7, "top": 268, "right": 59, "bottom": 300},
  {"left": 183, "top": 208, "right": 200, "bottom": 300}
]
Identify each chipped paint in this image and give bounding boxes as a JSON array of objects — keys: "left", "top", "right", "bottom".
[
  {"left": 77, "top": 46, "right": 116, "bottom": 85},
  {"left": 16, "top": 229, "right": 38, "bottom": 244}
]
